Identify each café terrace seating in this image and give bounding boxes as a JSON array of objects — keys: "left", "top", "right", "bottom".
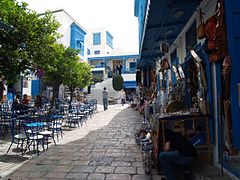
[{"left": 1, "top": 98, "right": 98, "bottom": 156}]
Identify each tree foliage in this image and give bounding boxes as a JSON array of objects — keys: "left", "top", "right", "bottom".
[
  {"left": 63, "top": 59, "right": 93, "bottom": 103},
  {"left": 0, "top": 0, "right": 60, "bottom": 84},
  {"left": 0, "top": 0, "right": 93, "bottom": 106},
  {"left": 43, "top": 44, "right": 92, "bottom": 106}
]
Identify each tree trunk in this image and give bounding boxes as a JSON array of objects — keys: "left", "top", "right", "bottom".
[
  {"left": 69, "top": 85, "right": 75, "bottom": 104},
  {"left": 50, "top": 83, "right": 60, "bottom": 110}
]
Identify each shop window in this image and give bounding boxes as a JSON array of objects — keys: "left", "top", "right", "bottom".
[
  {"left": 185, "top": 21, "right": 197, "bottom": 52},
  {"left": 94, "top": 50, "right": 100, "bottom": 55}
]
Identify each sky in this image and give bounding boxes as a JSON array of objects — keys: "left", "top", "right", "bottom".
[{"left": 17, "top": 0, "right": 139, "bottom": 53}]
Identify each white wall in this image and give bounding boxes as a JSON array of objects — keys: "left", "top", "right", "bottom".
[
  {"left": 122, "top": 74, "right": 136, "bottom": 81},
  {"left": 87, "top": 28, "right": 113, "bottom": 56},
  {"left": 126, "top": 58, "right": 137, "bottom": 69},
  {"left": 54, "top": 11, "right": 72, "bottom": 47},
  {"left": 53, "top": 10, "right": 87, "bottom": 60}
]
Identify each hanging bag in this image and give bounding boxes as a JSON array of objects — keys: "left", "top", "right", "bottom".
[
  {"left": 197, "top": 9, "right": 206, "bottom": 39},
  {"left": 204, "top": 15, "right": 218, "bottom": 52}
]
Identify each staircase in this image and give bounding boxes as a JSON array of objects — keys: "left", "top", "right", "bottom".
[{"left": 87, "top": 78, "right": 120, "bottom": 104}]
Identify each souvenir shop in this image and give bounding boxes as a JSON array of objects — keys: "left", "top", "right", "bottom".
[{"left": 135, "top": 0, "right": 240, "bottom": 178}]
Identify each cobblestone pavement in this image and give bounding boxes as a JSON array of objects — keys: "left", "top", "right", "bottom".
[{"left": 1, "top": 104, "right": 163, "bottom": 180}]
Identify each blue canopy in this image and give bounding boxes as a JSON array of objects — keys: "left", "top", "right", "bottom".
[{"left": 124, "top": 81, "right": 136, "bottom": 89}]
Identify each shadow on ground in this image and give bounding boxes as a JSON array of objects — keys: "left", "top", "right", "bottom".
[{"left": 3, "top": 107, "right": 158, "bottom": 180}]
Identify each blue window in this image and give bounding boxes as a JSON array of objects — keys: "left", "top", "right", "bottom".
[
  {"left": 106, "top": 31, "right": 113, "bottom": 48},
  {"left": 77, "top": 40, "right": 84, "bottom": 56},
  {"left": 129, "top": 62, "right": 136, "bottom": 69},
  {"left": 93, "top": 33, "right": 101, "bottom": 45},
  {"left": 87, "top": 48, "right": 90, "bottom": 55},
  {"left": 94, "top": 50, "right": 100, "bottom": 55}
]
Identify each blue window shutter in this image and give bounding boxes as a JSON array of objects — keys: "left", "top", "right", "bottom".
[{"left": 93, "top": 33, "right": 101, "bottom": 45}]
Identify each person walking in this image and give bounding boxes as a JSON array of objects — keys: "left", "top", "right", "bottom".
[
  {"left": 102, "top": 87, "right": 108, "bottom": 111},
  {"left": 120, "top": 89, "right": 126, "bottom": 106}
]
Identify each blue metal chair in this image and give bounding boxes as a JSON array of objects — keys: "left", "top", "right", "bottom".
[
  {"left": 23, "top": 122, "right": 45, "bottom": 155},
  {"left": 49, "top": 115, "right": 63, "bottom": 141},
  {"left": 6, "top": 117, "right": 27, "bottom": 154}
]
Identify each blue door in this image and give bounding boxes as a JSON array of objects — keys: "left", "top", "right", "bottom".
[
  {"left": 129, "top": 62, "right": 136, "bottom": 72},
  {"left": 224, "top": 0, "right": 240, "bottom": 149},
  {"left": 31, "top": 80, "right": 40, "bottom": 98}
]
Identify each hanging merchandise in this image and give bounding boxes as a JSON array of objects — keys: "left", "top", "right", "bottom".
[
  {"left": 159, "top": 56, "right": 171, "bottom": 72},
  {"left": 136, "top": 69, "right": 141, "bottom": 84},
  {"left": 215, "top": 0, "right": 228, "bottom": 60},
  {"left": 222, "top": 56, "right": 231, "bottom": 100},
  {"left": 205, "top": 0, "right": 228, "bottom": 62},
  {"left": 204, "top": 15, "right": 218, "bottom": 51},
  {"left": 197, "top": 9, "right": 206, "bottom": 39},
  {"left": 209, "top": 52, "right": 219, "bottom": 62},
  {"left": 160, "top": 41, "right": 169, "bottom": 54}
]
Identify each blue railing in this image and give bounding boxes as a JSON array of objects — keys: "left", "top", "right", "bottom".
[
  {"left": 92, "top": 65, "right": 136, "bottom": 74},
  {"left": 122, "top": 67, "right": 136, "bottom": 74},
  {"left": 93, "top": 64, "right": 105, "bottom": 68}
]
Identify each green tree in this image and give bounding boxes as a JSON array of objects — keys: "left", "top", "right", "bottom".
[
  {"left": 43, "top": 44, "right": 92, "bottom": 108},
  {"left": 63, "top": 60, "right": 93, "bottom": 103},
  {"left": 43, "top": 44, "right": 68, "bottom": 108},
  {"left": 0, "top": 0, "right": 60, "bottom": 84}
]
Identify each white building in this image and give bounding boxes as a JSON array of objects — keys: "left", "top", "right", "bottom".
[
  {"left": 51, "top": 9, "right": 88, "bottom": 61},
  {"left": 86, "top": 28, "right": 114, "bottom": 56},
  {"left": 86, "top": 28, "right": 139, "bottom": 90}
]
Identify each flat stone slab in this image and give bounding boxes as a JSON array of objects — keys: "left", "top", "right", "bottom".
[
  {"left": 71, "top": 165, "right": 96, "bottom": 173},
  {"left": 114, "top": 166, "right": 137, "bottom": 174},
  {"left": 94, "top": 166, "right": 115, "bottom": 173},
  {"left": 106, "top": 173, "right": 132, "bottom": 180},
  {"left": 132, "top": 175, "right": 152, "bottom": 180},
  {"left": 87, "top": 173, "right": 105, "bottom": 179},
  {"left": 65, "top": 172, "right": 88, "bottom": 179}
]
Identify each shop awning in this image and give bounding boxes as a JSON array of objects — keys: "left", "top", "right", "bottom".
[
  {"left": 138, "top": 0, "right": 202, "bottom": 59},
  {"left": 124, "top": 81, "right": 136, "bottom": 89}
]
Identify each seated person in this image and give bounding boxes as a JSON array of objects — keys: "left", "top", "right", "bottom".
[
  {"left": 21, "top": 94, "right": 29, "bottom": 106},
  {"left": 11, "top": 94, "right": 21, "bottom": 111},
  {"left": 34, "top": 95, "right": 42, "bottom": 109},
  {"left": 159, "top": 129, "right": 197, "bottom": 180},
  {"left": 12, "top": 94, "right": 27, "bottom": 112}
]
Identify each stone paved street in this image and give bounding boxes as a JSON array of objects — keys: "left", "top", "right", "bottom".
[{"left": 1, "top": 104, "right": 163, "bottom": 180}]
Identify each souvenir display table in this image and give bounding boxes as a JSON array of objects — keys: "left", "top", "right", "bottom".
[{"left": 151, "top": 111, "right": 212, "bottom": 167}]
